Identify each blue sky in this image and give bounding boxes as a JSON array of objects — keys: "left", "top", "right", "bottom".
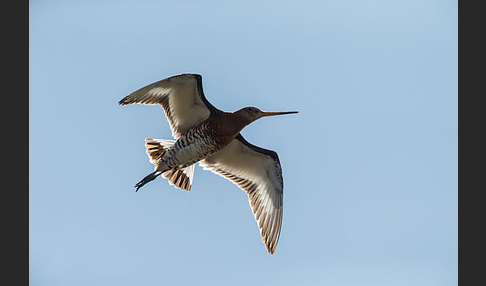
[{"left": 29, "top": 0, "right": 457, "bottom": 285}]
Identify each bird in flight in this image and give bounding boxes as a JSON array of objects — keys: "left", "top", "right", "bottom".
[{"left": 119, "top": 73, "right": 298, "bottom": 254}]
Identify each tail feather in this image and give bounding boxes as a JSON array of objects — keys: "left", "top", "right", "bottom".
[
  {"left": 145, "top": 138, "right": 195, "bottom": 192},
  {"left": 162, "top": 165, "right": 195, "bottom": 191},
  {"left": 145, "top": 138, "right": 175, "bottom": 164}
]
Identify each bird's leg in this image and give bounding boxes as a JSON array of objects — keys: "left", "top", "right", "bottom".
[{"left": 134, "top": 171, "right": 159, "bottom": 192}]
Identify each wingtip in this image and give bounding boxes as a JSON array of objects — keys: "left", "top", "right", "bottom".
[
  {"left": 265, "top": 239, "right": 276, "bottom": 255},
  {"left": 118, "top": 96, "right": 130, "bottom": 106}
]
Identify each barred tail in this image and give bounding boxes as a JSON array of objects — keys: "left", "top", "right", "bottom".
[
  {"left": 145, "top": 138, "right": 175, "bottom": 165},
  {"left": 145, "top": 138, "right": 195, "bottom": 192},
  {"left": 162, "top": 165, "right": 195, "bottom": 191}
]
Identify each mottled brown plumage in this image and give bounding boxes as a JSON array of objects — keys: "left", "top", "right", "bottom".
[{"left": 119, "top": 73, "right": 297, "bottom": 254}]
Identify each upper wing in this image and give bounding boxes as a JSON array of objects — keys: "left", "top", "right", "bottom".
[
  {"left": 199, "top": 134, "right": 284, "bottom": 254},
  {"left": 119, "top": 73, "right": 220, "bottom": 138}
]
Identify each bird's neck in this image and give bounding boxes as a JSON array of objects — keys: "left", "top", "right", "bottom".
[{"left": 214, "top": 112, "right": 251, "bottom": 139}]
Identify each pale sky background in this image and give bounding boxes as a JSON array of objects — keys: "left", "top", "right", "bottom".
[{"left": 29, "top": 0, "right": 458, "bottom": 285}]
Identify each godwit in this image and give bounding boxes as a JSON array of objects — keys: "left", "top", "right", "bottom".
[{"left": 119, "top": 73, "right": 298, "bottom": 254}]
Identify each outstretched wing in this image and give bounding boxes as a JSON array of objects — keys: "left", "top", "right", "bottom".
[
  {"left": 119, "top": 73, "right": 220, "bottom": 138},
  {"left": 199, "top": 134, "right": 284, "bottom": 254}
]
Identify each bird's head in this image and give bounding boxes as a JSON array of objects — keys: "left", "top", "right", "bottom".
[{"left": 236, "top": 106, "right": 299, "bottom": 125}]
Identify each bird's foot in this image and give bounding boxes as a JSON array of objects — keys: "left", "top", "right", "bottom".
[{"left": 134, "top": 171, "right": 158, "bottom": 192}]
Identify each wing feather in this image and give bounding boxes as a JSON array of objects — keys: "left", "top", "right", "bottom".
[
  {"left": 200, "top": 134, "right": 284, "bottom": 254},
  {"left": 119, "top": 73, "right": 219, "bottom": 138}
]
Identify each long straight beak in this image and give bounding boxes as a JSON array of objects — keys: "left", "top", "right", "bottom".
[{"left": 260, "top": 111, "right": 299, "bottom": 117}]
